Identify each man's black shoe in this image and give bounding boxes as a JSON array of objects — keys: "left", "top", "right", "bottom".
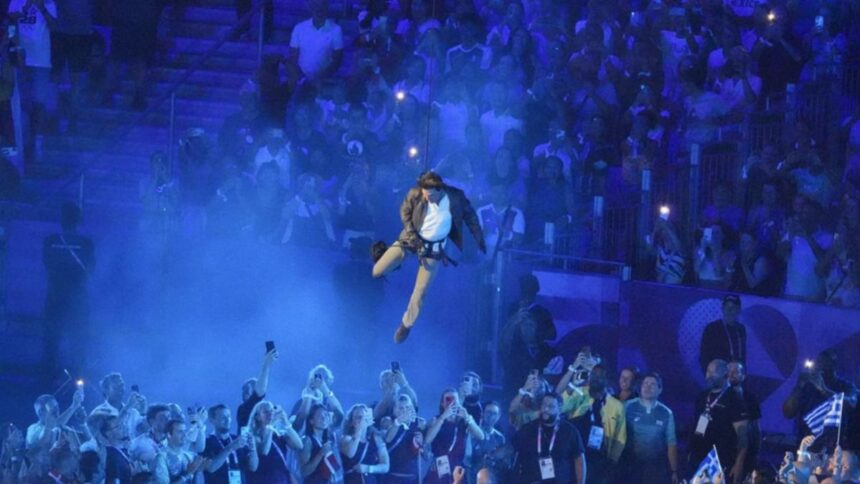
[{"left": 393, "top": 324, "right": 411, "bottom": 344}]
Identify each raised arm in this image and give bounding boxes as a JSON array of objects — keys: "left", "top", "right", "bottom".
[
  {"left": 58, "top": 387, "right": 85, "bottom": 428},
  {"left": 254, "top": 349, "right": 278, "bottom": 397}
]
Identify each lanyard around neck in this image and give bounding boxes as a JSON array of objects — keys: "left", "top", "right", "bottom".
[
  {"left": 705, "top": 387, "right": 729, "bottom": 414},
  {"left": 537, "top": 424, "right": 558, "bottom": 455}
]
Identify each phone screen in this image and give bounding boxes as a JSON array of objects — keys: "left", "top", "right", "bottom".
[
  {"left": 391, "top": 361, "right": 401, "bottom": 372},
  {"left": 265, "top": 340, "right": 275, "bottom": 353}
]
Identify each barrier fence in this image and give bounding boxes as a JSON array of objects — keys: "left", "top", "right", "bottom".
[{"left": 565, "top": 66, "right": 860, "bottom": 270}]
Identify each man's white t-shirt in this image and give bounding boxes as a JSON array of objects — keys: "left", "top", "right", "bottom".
[
  {"left": 254, "top": 145, "right": 291, "bottom": 189},
  {"left": 26, "top": 422, "right": 58, "bottom": 449},
  {"left": 8, "top": 0, "right": 56, "bottom": 68},
  {"left": 289, "top": 18, "right": 344, "bottom": 79},
  {"left": 784, "top": 231, "right": 833, "bottom": 300},
  {"left": 480, "top": 110, "right": 524, "bottom": 156},
  {"left": 420, "top": 194, "right": 452, "bottom": 243}
]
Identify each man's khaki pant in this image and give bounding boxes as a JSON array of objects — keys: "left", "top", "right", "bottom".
[{"left": 372, "top": 242, "right": 440, "bottom": 328}]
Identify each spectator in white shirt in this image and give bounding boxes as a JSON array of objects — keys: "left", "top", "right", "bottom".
[
  {"left": 254, "top": 128, "right": 292, "bottom": 190},
  {"left": 779, "top": 196, "right": 833, "bottom": 302},
  {"left": 90, "top": 372, "right": 145, "bottom": 440},
  {"left": 480, "top": 82, "right": 524, "bottom": 157},
  {"left": 477, "top": 183, "right": 525, "bottom": 260},
  {"left": 26, "top": 389, "right": 84, "bottom": 451},
  {"left": 289, "top": 0, "right": 344, "bottom": 81},
  {"left": 395, "top": 0, "right": 441, "bottom": 45},
  {"left": 445, "top": 15, "right": 492, "bottom": 73},
  {"left": 7, "top": 0, "right": 58, "bottom": 133},
  {"left": 712, "top": 46, "right": 761, "bottom": 113}
]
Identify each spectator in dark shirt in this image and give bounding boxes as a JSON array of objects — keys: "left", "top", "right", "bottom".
[
  {"left": 688, "top": 359, "right": 750, "bottom": 484},
  {"left": 424, "top": 388, "right": 485, "bottom": 484},
  {"left": 203, "top": 404, "right": 258, "bottom": 483},
  {"left": 728, "top": 361, "right": 761, "bottom": 477},
  {"left": 782, "top": 349, "right": 859, "bottom": 449},
  {"left": 499, "top": 299, "right": 558, "bottom": 398},
  {"left": 511, "top": 392, "right": 586, "bottom": 484},
  {"left": 383, "top": 394, "right": 425, "bottom": 482},
  {"left": 699, "top": 294, "right": 747, "bottom": 373},
  {"left": 730, "top": 232, "right": 780, "bottom": 296},
  {"left": 458, "top": 371, "right": 484, "bottom": 423},
  {"left": 525, "top": 156, "right": 574, "bottom": 244},
  {"left": 102, "top": 415, "right": 133, "bottom": 483},
  {"left": 752, "top": 7, "right": 803, "bottom": 99},
  {"left": 236, "top": 348, "right": 278, "bottom": 432},
  {"left": 247, "top": 400, "right": 303, "bottom": 484}
]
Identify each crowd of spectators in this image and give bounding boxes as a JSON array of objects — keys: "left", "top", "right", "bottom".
[
  {"left": 1, "top": 340, "right": 858, "bottom": 484},
  {"left": 3, "top": 0, "right": 860, "bottom": 305}
]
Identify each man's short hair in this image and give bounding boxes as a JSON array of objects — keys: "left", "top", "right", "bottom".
[
  {"left": 146, "top": 404, "right": 170, "bottom": 423},
  {"left": 642, "top": 372, "right": 663, "bottom": 389},
  {"left": 463, "top": 370, "right": 482, "bottom": 393},
  {"left": 484, "top": 400, "right": 501, "bottom": 410},
  {"left": 208, "top": 404, "right": 228, "bottom": 421},
  {"left": 417, "top": 171, "right": 444, "bottom": 190},
  {"left": 34, "top": 394, "right": 57, "bottom": 415},
  {"left": 100, "top": 372, "right": 122, "bottom": 396},
  {"left": 166, "top": 419, "right": 184, "bottom": 436}
]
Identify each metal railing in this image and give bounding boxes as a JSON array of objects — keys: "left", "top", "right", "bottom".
[{"left": 37, "top": 1, "right": 269, "bottom": 211}]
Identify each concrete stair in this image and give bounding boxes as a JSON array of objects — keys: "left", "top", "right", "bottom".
[{"left": 20, "top": 0, "right": 304, "bottom": 219}]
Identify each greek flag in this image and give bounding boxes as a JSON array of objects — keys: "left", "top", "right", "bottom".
[
  {"left": 693, "top": 446, "right": 723, "bottom": 481},
  {"left": 803, "top": 393, "right": 844, "bottom": 437}
]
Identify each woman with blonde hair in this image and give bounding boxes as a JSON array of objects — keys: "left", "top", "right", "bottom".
[
  {"left": 340, "top": 404, "right": 390, "bottom": 482},
  {"left": 245, "top": 400, "right": 303, "bottom": 484}
]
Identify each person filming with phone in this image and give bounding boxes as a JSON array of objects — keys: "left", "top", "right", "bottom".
[
  {"left": 236, "top": 344, "right": 278, "bottom": 432},
  {"left": 383, "top": 394, "right": 426, "bottom": 483},
  {"left": 783, "top": 349, "right": 858, "bottom": 450},
  {"left": 292, "top": 365, "right": 345, "bottom": 432},
  {"left": 203, "top": 404, "right": 259, "bottom": 484},
  {"left": 424, "top": 389, "right": 485, "bottom": 483}
]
